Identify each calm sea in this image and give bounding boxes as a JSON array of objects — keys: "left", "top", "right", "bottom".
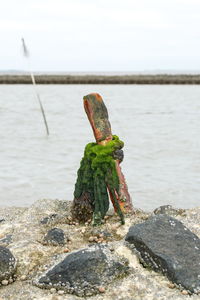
[{"left": 0, "top": 84, "right": 199, "bottom": 211}]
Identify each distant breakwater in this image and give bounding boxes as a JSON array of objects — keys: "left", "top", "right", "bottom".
[{"left": 1, "top": 74, "right": 200, "bottom": 84}]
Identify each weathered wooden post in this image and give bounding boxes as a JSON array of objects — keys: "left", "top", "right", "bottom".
[{"left": 72, "top": 93, "right": 133, "bottom": 225}]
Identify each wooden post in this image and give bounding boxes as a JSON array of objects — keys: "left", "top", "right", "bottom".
[{"left": 83, "top": 93, "right": 133, "bottom": 213}]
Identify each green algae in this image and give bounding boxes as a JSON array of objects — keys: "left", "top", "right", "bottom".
[{"left": 74, "top": 135, "right": 125, "bottom": 225}]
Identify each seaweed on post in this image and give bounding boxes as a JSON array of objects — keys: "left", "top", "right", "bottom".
[{"left": 72, "top": 93, "right": 133, "bottom": 225}]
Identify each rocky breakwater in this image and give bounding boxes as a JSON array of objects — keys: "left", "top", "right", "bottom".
[
  {"left": 125, "top": 213, "right": 200, "bottom": 294},
  {"left": 0, "top": 199, "right": 199, "bottom": 300}
]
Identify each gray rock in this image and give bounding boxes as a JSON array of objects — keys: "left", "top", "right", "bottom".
[
  {"left": 36, "top": 244, "right": 129, "bottom": 296},
  {"left": 0, "top": 235, "right": 12, "bottom": 246},
  {"left": 153, "top": 205, "right": 185, "bottom": 216},
  {"left": 0, "top": 246, "right": 16, "bottom": 281},
  {"left": 113, "top": 149, "right": 124, "bottom": 162},
  {"left": 40, "top": 214, "right": 58, "bottom": 225},
  {"left": 43, "top": 228, "right": 65, "bottom": 246},
  {"left": 125, "top": 214, "right": 200, "bottom": 294}
]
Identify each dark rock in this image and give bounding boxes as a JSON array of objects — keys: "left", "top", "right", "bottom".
[
  {"left": 113, "top": 149, "right": 124, "bottom": 163},
  {"left": 153, "top": 205, "right": 185, "bottom": 216},
  {"left": 40, "top": 214, "right": 58, "bottom": 225},
  {"left": 44, "top": 228, "right": 65, "bottom": 246},
  {"left": 0, "top": 246, "right": 16, "bottom": 281},
  {"left": 0, "top": 219, "right": 5, "bottom": 223},
  {"left": 36, "top": 244, "right": 129, "bottom": 296},
  {"left": 125, "top": 215, "right": 200, "bottom": 294},
  {"left": 0, "top": 235, "right": 12, "bottom": 246}
]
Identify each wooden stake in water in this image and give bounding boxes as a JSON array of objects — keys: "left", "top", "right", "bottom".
[{"left": 21, "top": 38, "right": 49, "bottom": 136}]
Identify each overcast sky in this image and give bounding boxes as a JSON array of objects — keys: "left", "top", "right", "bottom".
[{"left": 1, "top": 0, "right": 200, "bottom": 72}]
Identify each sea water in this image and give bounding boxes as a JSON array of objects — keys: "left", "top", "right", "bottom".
[{"left": 0, "top": 84, "right": 199, "bottom": 211}]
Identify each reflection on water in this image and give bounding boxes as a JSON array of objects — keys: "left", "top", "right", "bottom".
[{"left": 0, "top": 84, "right": 199, "bottom": 211}]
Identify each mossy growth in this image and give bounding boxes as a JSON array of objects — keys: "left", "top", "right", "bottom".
[{"left": 73, "top": 135, "right": 125, "bottom": 225}]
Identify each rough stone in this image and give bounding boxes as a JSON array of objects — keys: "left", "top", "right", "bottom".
[
  {"left": 0, "top": 246, "right": 16, "bottom": 281},
  {"left": 43, "top": 228, "right": 65, "bottom": 246},
  {"left": 0, "top": 234, "right": 12, "bottom": 246},
  {"left": 112, "top": 149, "right": 124, "bottom": 162},
  {"left": 153, "top": 205, "right": 185, "bottom": 216},
  {"left": 1, "top": 279, "right": 9, "bottom": 285},
  {"left": 40, "top": 214, "right": 58, "bottom": 225},
  {"left": 0, "top": 199, "right": 199, "bottom": 300},
  {"left": 125, "top": 214, "right": 200, "bottom": 294},
  {"left": 36, "top": 244, "right": 129, "bottom": 296}
]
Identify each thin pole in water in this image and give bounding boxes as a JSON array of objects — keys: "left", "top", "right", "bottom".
[{"left": 21, "top": 38, "right": 49, "bottom": 136}]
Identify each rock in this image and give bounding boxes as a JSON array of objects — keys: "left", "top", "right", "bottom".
[
  {"left": 153, "top": 205, "right": 185, "bottom": 216},
  {"left": 63, "top": 248, "right": 70, "bottom": 253},
  {"left": 20, "top": 275, "right": 27, "bottom": 281},
  {"left": 88, "top": 236, "right": 95, "bottom": 243},
  {"left": 50, "top": 288, "right": 56, "bottom": 293},
  {"left": 43, "top": 228, "right": 65, "bottom": 246},
  {"left": 0, "top": 219, "right": 5, "bottom": 223},
  {"left": 125, "top": 215, "right": 200, "bottom": 294},
  {"left": 1, "top": 279, "right": 9, "bottom": 285},
  {"left": 0, "top": 246, "right": 16, "bottom": 281},
  {"left": 113, "top": 149, "right": 124, "bottom": 162},
  {"left": 0, "top": 234, "right": 12, "bottom": 246},
  {"left": 40, "top": 214, "right": 58, "bottom": 225},
  {"left": 57, "top": 290, "right": 65, "bottom": 295},
  {"left": 98, "top": 286, "right": 106, "bottom": 293},
  {"left": 168, "top": 283, "right": 175, "bottom": 289},
  {"left": 36, "top": 244, "right": 129, "bottom": 296},
  {"left": 93, "top": 229, "right": 112, "bottom": 239},
  {"left": 181, "top": 290, "right": 189, "bottom": 295},
  {"left": 87, "top": 229, "right": 112, "bottom": 244}
]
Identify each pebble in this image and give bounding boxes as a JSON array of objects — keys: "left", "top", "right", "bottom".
[
  {"left": 57, "top": 290, "right": 65, "bottom": 295},
  {"left": 50, "top": 288, "right": 56, "bottom": 293},
  {"left": 181, "top": 290, "right": 189, "bottom": 295},
  {"left": 88, "top": 236, "right": 94, "bottom": 242},
  {"left": 8, "top": 278, "right": 13, "bottom": 283},
  {"left": 168, "top": 283, "right": 175, "bottom": 289},
  {"left": 20, "top": 275, "right": 27, "bottom": 281},
  {"left": 63, "top": 248, "right": 70, "bottom": 253},
  {"left": 98, "top": 286, "right": 106, "bottom": 293},
  {"left": 1, "top": 280, "right": 9, "bottom": 286},
  {"left": 111, "top": 224, "right": 120, "bottom": 231},
  {"left": 97, "top": 238, "right": 104, "bottom": 243}
]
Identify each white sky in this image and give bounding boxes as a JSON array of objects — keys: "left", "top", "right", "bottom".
[{"left": 1, "top": 0, "right": 200, "bottom": 72}]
